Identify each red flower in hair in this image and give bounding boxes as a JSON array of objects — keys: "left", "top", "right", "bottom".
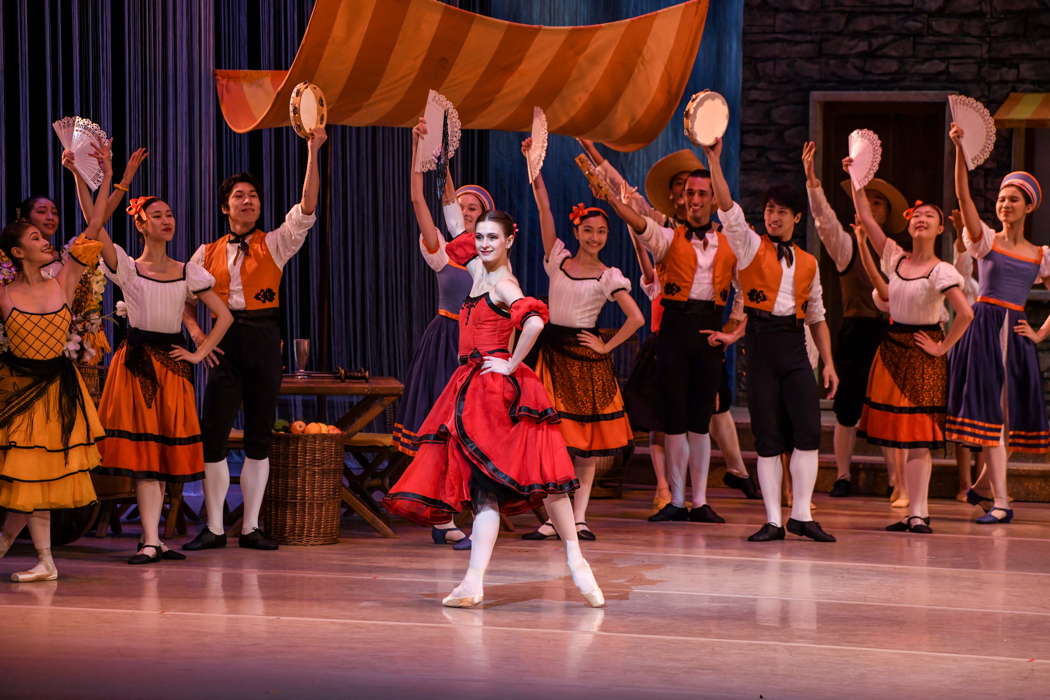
[
  {"left": 569, "top": 202, "right": 589, "bottom": 226},
  {"left": 903, "top": 200, "right": 924, "bottom": 220}
]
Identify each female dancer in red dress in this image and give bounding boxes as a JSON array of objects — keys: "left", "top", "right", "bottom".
[{"left": 385, "top": 211, "right": 605, "bottom": 609}]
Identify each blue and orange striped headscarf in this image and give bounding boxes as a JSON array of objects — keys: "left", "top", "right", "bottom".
[
  {"left": 455, "top": 185, "right": 494, "bottom": 213},
  {"left": 1000, "top": 171, "right": 1042, "bottom": 211}
]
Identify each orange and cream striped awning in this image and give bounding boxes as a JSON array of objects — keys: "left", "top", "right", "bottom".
[
  {"left": 994, "top": 93, "right": 1050, "bottom": 129},
  {"left": 214, "top": 0, "right": 710, "bottom": 151}
]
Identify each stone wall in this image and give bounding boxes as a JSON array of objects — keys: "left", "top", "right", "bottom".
[
  {"left": 736, "top": 1, "right": 1050, "bottom": 404},
  {"left": 740, "top": 0, "right": 1050, "bottom": 216}
]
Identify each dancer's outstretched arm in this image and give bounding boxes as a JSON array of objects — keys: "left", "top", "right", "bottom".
[
  {"left": 523, "top": 137, "right": 558, "bottom": 258},
  {"left": 411, "top": 118, "right": 442, "bottom": 254},
  {"left": 843, "top": 157, "right": 889, "bottom": 257}
]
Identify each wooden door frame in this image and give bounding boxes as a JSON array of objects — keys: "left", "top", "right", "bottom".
[{"left": 808, "top": 90, "right": 954, "bottom": 260}]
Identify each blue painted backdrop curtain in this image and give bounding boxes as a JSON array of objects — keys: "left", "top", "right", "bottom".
[{"left": 2, "top": 0, "right": 743, "bottom": 422}]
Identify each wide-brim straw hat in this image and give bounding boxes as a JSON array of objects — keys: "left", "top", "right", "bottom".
[
  {"left": 839, "top": 177, "right": 908, "bottom": 235},
  {"left": 645, "top": 149, "right": 705, "bottom": 219}
]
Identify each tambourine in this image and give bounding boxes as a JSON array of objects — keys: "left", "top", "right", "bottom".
[
  {"left": 847, "top": 128, "right": 882, "bottom": 191},
  {"left": 289, "top": 82, "right": 327, "bottom": 139},
  {"left": 683, "top": 90, "right": 729, "bottom": 147},
  {"left": 948, "top": 94, "right": 995, "bottom": 171}
]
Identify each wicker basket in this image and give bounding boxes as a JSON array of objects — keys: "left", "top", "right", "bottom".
[{"left": 261, "top": 432, "right": 344, "bottom": 545}]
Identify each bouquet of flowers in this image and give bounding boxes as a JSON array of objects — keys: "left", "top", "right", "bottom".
[{"left": 62, "top": 240, "right": 111, "bottom": 364}]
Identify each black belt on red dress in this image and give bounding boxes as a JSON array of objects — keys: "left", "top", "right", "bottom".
[{"left": 459, "top": 348, "right": 511, "bottom": 364}]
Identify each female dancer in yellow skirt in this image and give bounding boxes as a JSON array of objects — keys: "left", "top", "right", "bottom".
[
  {"left": 522, "top": 139, "right": 644, "bottom": 541},
  {"left": 0, "top": 150, "right": 115, "bottom": 582},
  {"left": 845, "top": 156, "right": 973, "bottom": 534}
]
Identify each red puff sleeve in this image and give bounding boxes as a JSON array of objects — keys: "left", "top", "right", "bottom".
[
  {"left": 445, "top": 232, "right": 477, "bottom": 266},
  {"left": 509, "top": 297, "right": 549, "bottom": 330}
]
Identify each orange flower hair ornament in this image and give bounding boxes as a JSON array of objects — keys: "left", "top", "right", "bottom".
[
  {"left": 903, "top": 200, "right": 942, "bottom": 222},
  {"left": 126, "top": 196, "right": 159, "bottom": 219},
  {"left": 569, "top": 203, "right": 607, "bottom": 226}
]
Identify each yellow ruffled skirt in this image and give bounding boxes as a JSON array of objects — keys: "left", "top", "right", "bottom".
[{"left": 0, "top": 365, "right": 104, "bottom": 512}]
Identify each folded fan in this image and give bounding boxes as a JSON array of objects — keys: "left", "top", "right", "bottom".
[
  {"left": 527, "top": 107, "right": 548, "bottom": 184},
  {"left": 52, "top": 116, "right": 109, "bottom": 191},
  {"left": 414, "top": 90, "right": 461, "bottom": 173},
  {"left": 847, "top": 128, "right": 882, "bottom": 191},
  {"left": 948, "top": 94, "right": 996, "bottom": 171}
]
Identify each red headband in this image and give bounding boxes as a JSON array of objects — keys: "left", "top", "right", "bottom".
[{"left": 569, "top": 203, "right": 607, "bottom": 227}]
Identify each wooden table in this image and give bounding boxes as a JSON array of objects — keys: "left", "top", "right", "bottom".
[{"left": 279, "top": 374, "right": 404, "bottom": 537}]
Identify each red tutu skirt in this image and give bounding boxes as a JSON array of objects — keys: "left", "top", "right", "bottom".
[{"left": 384, "top": 350, "right": 578, "bottom": 526}]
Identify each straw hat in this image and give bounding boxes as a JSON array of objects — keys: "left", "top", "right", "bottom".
[
  {"left": 839, "top": 178, "right": 908, "bottom": 235},
  {"left": 645, "top": 149, "right": 705, "bottom": 219}
]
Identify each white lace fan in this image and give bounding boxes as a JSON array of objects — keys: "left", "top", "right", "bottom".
[
  {"left": 52, "top": 116, "right": 109, "bottom": 190},
  {"left": 414, "top": 89, "right": 462, "bottom": 173},
  {"left": 847, "top": 128, "right": 882, "bottom": 190},
  {"left": 948, "top": 94, "right": 996, "bottom": 171},
  {"left": 683, "top": 90, "right": 729, "bottom": 147},
  {"left": 527, "top": 106, "right": 548, "bottom": 184}
]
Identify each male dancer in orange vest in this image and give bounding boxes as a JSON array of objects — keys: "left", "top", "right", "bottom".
[
  {"left": 706, "top": 137, "right": 839, "bottom": 542},
  {"left": 606, "top": 162, "right": 741, "bottom": 524},
  {"left": 182, "top": 126, "right": 327, "bottom": 551}
]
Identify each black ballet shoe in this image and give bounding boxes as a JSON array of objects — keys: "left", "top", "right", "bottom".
[
  {"left": 829, "top": 478, "right": 852, "bottom": 498},
  {"left": 966, "top": 488, "right": 994, "bottom": 513},
  {"left": 183, "top": 528, "right": 227, "bottom": 551},
  {"left": 688, "top": 504, "right": 726, "bottom": 523},
  {"left": 885, "top": 519, "right": 911, "bottom": 532},
  {"left": 747, "top": 523, "right": 785, "bottom": 542},
  {"left": 786, "top": 518, "right": 837, "bottom": 542},
  {"left": 239, "top": 528, "right": 279, "bottom": 550},
  {"left": 575, "top": 522, "right": 596, "bottom": 541},
  {"left": 137, "top": 542, "right": 187, "bottom": 561},
  {"left": 522, "top": 522, "right": 560, "bottom": 540},
  {"left": 723, "top": 472, "right": 761, "bottom": 499},
  {"left": 976, "top": 507, "right": 1013, "bottom": 525},
  {"left": 431, "top": 526, "right": 469, "bottom": 545},
  {"left": 648, "top": 504, "right": 689, "bottom": 522},
  {"left": 907, "top": 516, "right": 933, "bottom": 534},
  {"left": 128, "top": 544, "right": 163, "bottom": 565}
]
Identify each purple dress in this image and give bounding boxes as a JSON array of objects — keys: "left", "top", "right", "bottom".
[
  {"left": 393, "top": 233, "right": 474, "bottom": 454},
  {"left": 946, "top": 234, "right": 1050, "bottom": 453}
]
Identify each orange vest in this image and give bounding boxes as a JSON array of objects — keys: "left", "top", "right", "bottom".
[
  {"left": 203, "top": 232, "right": 283, "bottom": 310},
  {"left": 657, "top": 226, "right": 737, "bottom": 306},
  {"left": 738, "top": 237, "right": 817, "bottom": 319}
]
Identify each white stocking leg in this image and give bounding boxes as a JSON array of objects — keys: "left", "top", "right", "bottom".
[
  {"left": 686, "top": 432, "right": 712, "bottom": 507},
  {"left": 203, "top": 459, "right": 230, "bottom": 535},
  {"left": 240, "top": 457, "right": 270, "bottom": 534},
  {"left": 788, "top": 449, "right": 819, "bottom": 522},
  {"left": 664, "top": 433, "right": 689, "bottom": 508},
  {"left": 756, "top": 455, "right": 784, "bottom": 527}
]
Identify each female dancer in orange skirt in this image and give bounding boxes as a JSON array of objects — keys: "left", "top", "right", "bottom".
[
  {"left": 0, "top": 148, "right": 115, "bottom": 582},
  {"left": 385, "top": 209, "right": 605, "bottom": 609},
  {"left": 521, "top": 140, "right": 643, "bottom": 541},
  {"left": 845, "top": 156, "right": 973, "bottom": 533},
  {"left": 93, "top": 190, "right": 232, "bottom": 564}
]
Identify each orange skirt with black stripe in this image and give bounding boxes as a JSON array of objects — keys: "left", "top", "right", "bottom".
[
  {"left": 534, "top": 327, "right": 634, "bottom": 460},
  {"left": 96, "top": 343, "right": 204, "bottom": 482},
  {"left": 859, "top": 326, "right": 947, "bottom": 449}
]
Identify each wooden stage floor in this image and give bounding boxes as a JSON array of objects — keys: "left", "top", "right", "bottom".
[{"left": 2, "top": 488, "right": 1049, "bottom": 699}]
